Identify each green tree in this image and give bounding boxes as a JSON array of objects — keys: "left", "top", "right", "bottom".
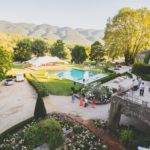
[
  {"left": 71, "top": 45, "right": 87, "bottom": 64},
  {"left": 34, "top": 95, "right": 47, "bottom": 119},
  {"left": 104, "top": 8, "right": 150, "bottom": 65},
  {"left": 90, "top": 41, "right": 105, "bottom": 64},
  {"left": 32, "top": 39, "right": 48, "bottom": 56},
  {"left": 0, "top": 47, "right": 12, "bottom": 80},
  {"left": 14, "top": 39, "right": 32, "bottom": 62},
  {"left": 50, "top": 40, "right": 66, "bottom": 59}
]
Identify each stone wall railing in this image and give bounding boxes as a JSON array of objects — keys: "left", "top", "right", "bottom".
[{"left": 109, "top": 95, "right": 150, "bottom": 129}]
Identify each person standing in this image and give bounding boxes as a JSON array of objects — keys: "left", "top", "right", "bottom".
[
  {"left": 91, "top": 97, "right": 95, "bottom": 108},
  {"left": 139, "top": 82, "right": 145, "bottom": 96},
  {"left": 134, "top": 78, "right": 139, "bottom": 91},
  {"left": 84, "top": 97, "right": 88, "bottom": 107},
  {"left": 71, "top": 93, "right": 75, "bottom": 103},
  {"left": 138, "top": 77, "right": 142, "bottom": 89},
  {"left": 79, "top": 97, "right": 83, "bottom": 106}
]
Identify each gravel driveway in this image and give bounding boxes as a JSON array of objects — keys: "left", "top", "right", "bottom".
[{"left": 0, "top": 79, "right": 37, "bottom": 133}]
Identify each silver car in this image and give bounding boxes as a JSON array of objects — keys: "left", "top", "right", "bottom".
[{"left": 4, "top": 78, "right": 14, "bottom": 86}]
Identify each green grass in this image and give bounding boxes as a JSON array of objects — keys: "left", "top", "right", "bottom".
[
  {"left": 32, "top": 71, "right": 82, "bottom": 96},
  {"left": 11, "top": 63, "right": 25, "bottom": 69},
  {"left": 9, "top": 63, "right": 109, "bottom": 96}
]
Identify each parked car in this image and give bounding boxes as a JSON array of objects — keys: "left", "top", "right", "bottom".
[
  {"left": 4, "top": 78, "right": 14, "bottom": 86},
  {"left": 16, "top": 73, "right": 24, "bottom": 82}
]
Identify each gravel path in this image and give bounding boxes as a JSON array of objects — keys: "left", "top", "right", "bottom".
[
  {"left": 0, "top": 79, "right": 37, "bottom": 133},
  {"left": 44, "top": 95, "right": 110, "bottom": 120}
]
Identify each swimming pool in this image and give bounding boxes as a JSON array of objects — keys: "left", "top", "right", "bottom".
[{"left": 55, "top": 68, "right": 107, "bottom": 84}]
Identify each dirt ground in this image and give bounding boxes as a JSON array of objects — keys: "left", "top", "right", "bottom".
[{"left": 0, "top": 79, "right": 37, "bottom": 133}]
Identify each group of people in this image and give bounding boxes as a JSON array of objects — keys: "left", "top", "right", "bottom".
[
  {"left": 132, "top": 77, "right": 145, "bottom": 96},
  {"left": 71, "top": 93, "right": 96, "bottom": 108}
]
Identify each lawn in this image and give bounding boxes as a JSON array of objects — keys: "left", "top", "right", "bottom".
[
  {"left": 32, "top": 70, "right": 83, "bottom": 96},
  {"left": 8, "top": 63, "right": 110, "bottom": 96}
]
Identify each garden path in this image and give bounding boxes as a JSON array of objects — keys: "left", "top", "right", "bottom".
[
  {"left": 44, "top": 91, "right": 150, "bottom": 131},
  {"left": 43, "top": 95, "right": 110, "bottom": 120}
]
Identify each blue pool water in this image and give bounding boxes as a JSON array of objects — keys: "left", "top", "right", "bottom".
[{"left": 57, "top": 69, "right": 97, "bottom": 80}]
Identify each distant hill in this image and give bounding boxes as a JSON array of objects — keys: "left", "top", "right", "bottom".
[{"left": 0, "top": 21, "right": 104, "bottom": 45}]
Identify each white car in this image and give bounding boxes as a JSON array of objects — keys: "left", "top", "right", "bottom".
[
  {"left": 16, "top": 73, "right": 24, "bottom": 82},
  {"left": 5, "top": 78, "right": 14, "bottom": 86}
]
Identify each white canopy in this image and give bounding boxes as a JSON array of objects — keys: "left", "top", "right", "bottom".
[{"left": 27, "top": 56, "right": 63, "bottom": 67}]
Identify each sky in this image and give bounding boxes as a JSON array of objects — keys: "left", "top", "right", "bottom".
[{"left": 0, "top": 0, "right": 150, "bottom": 29}]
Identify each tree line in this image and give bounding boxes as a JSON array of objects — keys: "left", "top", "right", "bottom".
[{"left": 13, "top": 38, "right": 105, "bottom": 64}]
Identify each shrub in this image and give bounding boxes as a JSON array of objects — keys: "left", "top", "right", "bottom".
[
  {"left": 120, "top": 129, "right": 135, "bottom": 149},
  {"left": 83, "top": 61, "right": 96, "bottom": 66},
  {"left": 72, "top": 125, "right": 83, "bottom": 134},
  {"left": 121, "top": 72, "right": 133, "bottom": 78},
  {"left": 34, "top": 95, "right": 47, "bottom": 119},
  {"left": 99, "top": 73, "right": 120, "bottom": 84},
  {"left": 132, "top": 63, "right": 150, "bottom": 75},
  {"left": 81, "top": 83, "right": 113, "bottom": 104},
  {"left": 132, "top": 63, "right": 150, "bottom": 80},
  {"left": 120, "top": 127, "right": 150, "bottom": 150},
  {"left": 25, "top": 73, "right": 49, "bottom": 97},
  {"left": 24, "top": 119, "right": 64, "bottom": 150},
  {"left": 93, "top": 86, "right": 112, "bottom": 103},
  {"left": 144, "top": 53, "right": 150, "bottom": 64},
  {"left": 138, "top": 74, "right": 150, "bottom": 81}
]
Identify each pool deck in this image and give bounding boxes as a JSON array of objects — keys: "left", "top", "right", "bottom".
[{"left": 63, "top": 74, "right": 107, "bottom": 84}]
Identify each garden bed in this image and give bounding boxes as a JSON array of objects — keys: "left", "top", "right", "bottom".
[{"left": 0, "top": 113, "right": 108, "bottom": 150}]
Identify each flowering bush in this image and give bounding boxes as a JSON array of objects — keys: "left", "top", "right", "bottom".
[
  {"left": 24, "top": 119, "right": 64, "bottom": 150},
  {"left": 92, "top": 119, "right": 108, "bottom": 129},
  {"left": 0, "top": 113, "right": 108, "bottom": 150},
  {"left": 67, "top": 128, "right": 105, "bottom": 150},
  {"left": 81, "top": 82, "right": 113, "bottom": 104},
  {"left": 0, "top": 121, "right": 36, "bottom": 150}
]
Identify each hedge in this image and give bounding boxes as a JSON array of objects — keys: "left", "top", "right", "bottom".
[
  {"left": 34, "top": 94, "right": 47, "bottom": 119},
  {"left": 100, "top": 73, "right": 120, "bottom": 84},
  {"left": 132, "top": 63, "right": 150, "bottom": 75},
  {"left": 144, "top": 53, "right": 150, "bottom": 64},
  {"left": 25, "top": 73, "right": 49, "bottom": 97},
  {"left": 132, "top": 63, "right": 150, "bottom": 81},
  {"left": 0, "top": 117, "right": 34, "bottom": 143},
  {"left": 91, "top": 71, "right": 133, "bottom": 85}
]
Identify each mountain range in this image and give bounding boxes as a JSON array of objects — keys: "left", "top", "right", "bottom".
[{"left": 0, "top": 21, "right": 104, "bottom": 45}]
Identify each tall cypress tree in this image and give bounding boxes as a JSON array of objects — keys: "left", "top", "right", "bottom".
[{"left": 34, "top": 95, "right": 47, "bottom": 119}]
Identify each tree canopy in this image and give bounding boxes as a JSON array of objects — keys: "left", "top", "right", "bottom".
[
  {"left": 90, "top": 41, "right": 105, "bottom": 64},
  {"left": 71, "top": 45, "right": 87, "bottom": 64},
  {"left": 50, "top": 40, "right": 66, "bottom": 59},
  {"left": 14, "top": 39, "right": 32, "bottom": 62},
  {"left": 104, "top": 8, "right": 150, "bottom": 65},
  {"left": 0, "top": 47, "right": 12, "bottom": 80},
  {"left": 32, "top": 39, "right": 48, "bottom": 57}
]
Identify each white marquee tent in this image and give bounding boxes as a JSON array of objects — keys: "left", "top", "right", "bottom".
[{"left": 27, "top": 56, "right": 64, "bottom": 67}]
